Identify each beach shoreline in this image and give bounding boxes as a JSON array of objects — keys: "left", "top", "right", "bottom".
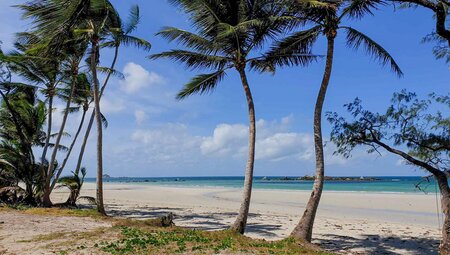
[{"left": 50, "top": 182, "right": 441, "bottom": 254}]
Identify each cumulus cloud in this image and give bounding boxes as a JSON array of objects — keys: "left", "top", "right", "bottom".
[
  {"left": 200, "top": 124, "right": 248, "bottom": 156},
  {"left": 200, "top": 116, "right": 315, "bottom": 162},
  {"left": 256, "top": 133, "right": 313, "bottom": 161},
  {"left": 119, "top": 62, "right": 164, "bottom": 94},
  {"left": 112, "top": 116, "right": 349, "bottom": 172}
]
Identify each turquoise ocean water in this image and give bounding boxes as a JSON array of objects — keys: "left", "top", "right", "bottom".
[{"left": 85, "top": 176, "right": 438, "bottom": 193}]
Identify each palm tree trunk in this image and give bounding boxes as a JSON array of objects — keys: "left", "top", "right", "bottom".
[
  {"left": 74, "top": 46, "right": 119, "bottom": 176},
  {"left": 291, "top": 35, "right": 335, "bottom": 242},
  {"left": 42, "top": 70, "right": 78, "bottom": 207},
  {"left": 50, "top": 106, "right": 88, "bottom": 191},
  {"left": 41, "top": 94, "right": 53, "bottom": 165},
  {"left": 75, "top": 111, "right": 94, "bottom": 175},
  {"left": 40, "top": 94, "right": 53, "bottom": 202},
  {"left": 91, "top": 38, "right": 106, "bottom": 215},
  {"left": 231, "top": 67, "right": 256, "bottom": 234}
]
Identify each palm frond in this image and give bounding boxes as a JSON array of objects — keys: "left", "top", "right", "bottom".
[
  {"left": 117, "top": 35, "right": 151, "bottom": 51},
  {"left": 177, "top": 70, "right": 227, "bottom": 100},
  {"left": 341, "top": 0, "right": 384, "bottom": 20},
  {"left": 149, "top": 50, "right": 229, "bottom": 70},
  {"left": 343, "top": 26, "right": 403, "bottom": 77},
  {"left": 124, "top": 5, "right": 140, "bottom": 35},
  {"left": 97, "top": 66, "right": 124, "bottom": 79},
  {"left": 156, "top": 27, "right": 217, "bottom": 53}
]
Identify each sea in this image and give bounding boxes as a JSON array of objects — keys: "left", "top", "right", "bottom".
[{"left": 85, "top": 176, "right": 439, "bottom": 194}]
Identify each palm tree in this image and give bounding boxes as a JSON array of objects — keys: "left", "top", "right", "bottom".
[
  {"left": 0, "top": 85, "right": 47, "bottom": 202},
  {"left": 17, "top": 0, "right": 130, "bottom": 214},
  {"left": 56, "top": 167, "right": 87, "bottom": 206},
  {"left": 2, "top": 36, "right": 67, "bottom": 205},
  {"left": 74, "top": 5, "right": 151, "bottom": 176},
  {"left": 0, "top": 32, "right": 68, "bottom": 206},
  {"left": 266, "top": 0, "right": 403, "bottom": 241},
  {"left": 151, "top": 0, "right": 315, "bottom": 234},
  {"left": 50, "top": 72, "right": 91, "bottom": 191},
  {"left": 42, "top": 37, "right": 89, "bottom": 207}
]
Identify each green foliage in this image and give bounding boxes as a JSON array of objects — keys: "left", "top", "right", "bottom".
[
  {"left": 97, "top": 226, "right": 330, "bottom": 255},
  {"left": 327, "top": 90, "right": 449, "bottom": 173},
  {"left": 99, "top": 227, "right": 211, "bottom": 254},
  {"left": 151, "top": 0, "right": 317, "bottom": 99},
  {"left": 264, "top": 0, "right": 403, "bottom": 76}
]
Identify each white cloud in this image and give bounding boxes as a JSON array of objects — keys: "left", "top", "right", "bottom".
[
  {"left": 100, "top": 97, "right": 125, "bottom": 114},
  {"left": 134, "top": 110, "right": 147, "bottom": 125},
  {"left": 119, "top": 62, "right": 164, "bottom": 94},
  {"left": 200, "top": 116, "right": 315, "bottom": 162},
  {"left": 130, "top": 124, "right": 203, "bottom": 163},
  {"left": 200, "top": 124, "right": 248, "bottom": 156},
  {"left": 256, "top": 133, "right": 313, "bottom": 161}
]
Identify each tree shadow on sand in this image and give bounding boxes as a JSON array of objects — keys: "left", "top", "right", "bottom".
[
  {"left": 106, "top": 205, "right": 283, "bottom": 238},
  {"left": 316, "top": 234, "right": 440, "bottom": 255}
]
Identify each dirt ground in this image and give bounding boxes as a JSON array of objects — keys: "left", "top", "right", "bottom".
[{"left": 0, "top": 210, "right": 113, "bottom": 255}]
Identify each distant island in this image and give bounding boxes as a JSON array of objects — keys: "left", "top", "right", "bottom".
[{"left": 261, "top": 176, "right": 382, "bottom": 182}]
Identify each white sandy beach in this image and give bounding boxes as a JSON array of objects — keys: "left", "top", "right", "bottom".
[{"left": 51, "top": 183, "right": 442, "bottom": 254}]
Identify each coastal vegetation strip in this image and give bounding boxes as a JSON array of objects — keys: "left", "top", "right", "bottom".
[{"left": 0, "top": 207, "right": 334, "bottom": 255}]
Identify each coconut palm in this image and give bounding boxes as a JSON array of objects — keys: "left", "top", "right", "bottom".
[
  {"left": 0, "top": 32, "right": 69, "bottom": 205},
  {"left": 0, "top": 85, "right": 48, "bottom": 202},
  {"left": 73, "top": 5, "right": 151, "bottom": 176},
  {"left": 265, "top": 0, "right": 403, "bottom": 241},
  {"left": 19, "top": 0, "right": 127, "bottom": 214},
  {"left": 151, "top": 0, "right": 316, "bottom": 234},
  {"left": 41, "top": 36, "right": 90, "bottom": 207},
  {"left": 50, "top": 72, "right": 92, "bottom": 192}
]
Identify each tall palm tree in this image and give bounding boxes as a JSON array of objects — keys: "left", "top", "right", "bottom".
[
  {"left": 18, "top": 0, "right": 128, "bottom": 214},
  {"left": 151, "top": 0, "right": 315, "bottom": 234},
  {"left": 41, "top": 37, "right": 89, "bottom": 206},
  {"left": 0, "top": 34, "right": 67, "bottom": 205},
  {"left": 266, "top": 0, "right": 403, "bottom": 241},
  {"left": 74, "top": 5, "right": 151, "bottom": 176},
  {"left": 50, "top": 72, "right": 91, "bottom": 191}
]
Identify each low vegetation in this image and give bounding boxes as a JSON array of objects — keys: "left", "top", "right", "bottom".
[{"left": 4, "top": 207, "right": 333, "bottom": 255}]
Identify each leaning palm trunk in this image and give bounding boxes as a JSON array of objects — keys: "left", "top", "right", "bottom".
[
  {"left": 291, "top": 35, "right": 336, "bottom": 241},
  {"left": 40, "top": 94, "right": 53, "bottom": 198},
  {"left": 50, "top": 106, "right": 88, "bottom": 191},
  {"left": 91, "top": 38, "right": 106, "bottom": 215},
  {"left": 41, "top": 94, "right": 53, "bottom": 165},
  {"left": 231, "top": 67, "right": 256, "bottom": 234},
  {"left": 74, "top": 46, "right": 118, "bottom": 176},
  {"left": 42, "top": 73, "right": 78, "bottom": 207}
]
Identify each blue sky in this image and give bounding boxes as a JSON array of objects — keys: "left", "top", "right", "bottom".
[{"left": 0, "top": 1, "right": 448, "bottom": 177}]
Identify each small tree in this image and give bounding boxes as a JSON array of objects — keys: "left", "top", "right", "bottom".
[{"left": 327, "top": 90, "right": 450, "bottom": 254}]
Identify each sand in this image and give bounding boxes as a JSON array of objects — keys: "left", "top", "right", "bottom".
[{"left": 47, "top": 183, "right": 442, "bottom": 254}]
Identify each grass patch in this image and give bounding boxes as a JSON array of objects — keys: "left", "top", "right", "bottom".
[
  {"left": 22, "top": 208, "right": 104, "bottom": 218},
  {"left": 0, "top": 205, "right": 104, "bottom": 218},
  {"left": 18, "top": 231, "right": 72, "bottom": 243},
  {"left": 97, "top": 226, "right": 333, "bottom": 255}
]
